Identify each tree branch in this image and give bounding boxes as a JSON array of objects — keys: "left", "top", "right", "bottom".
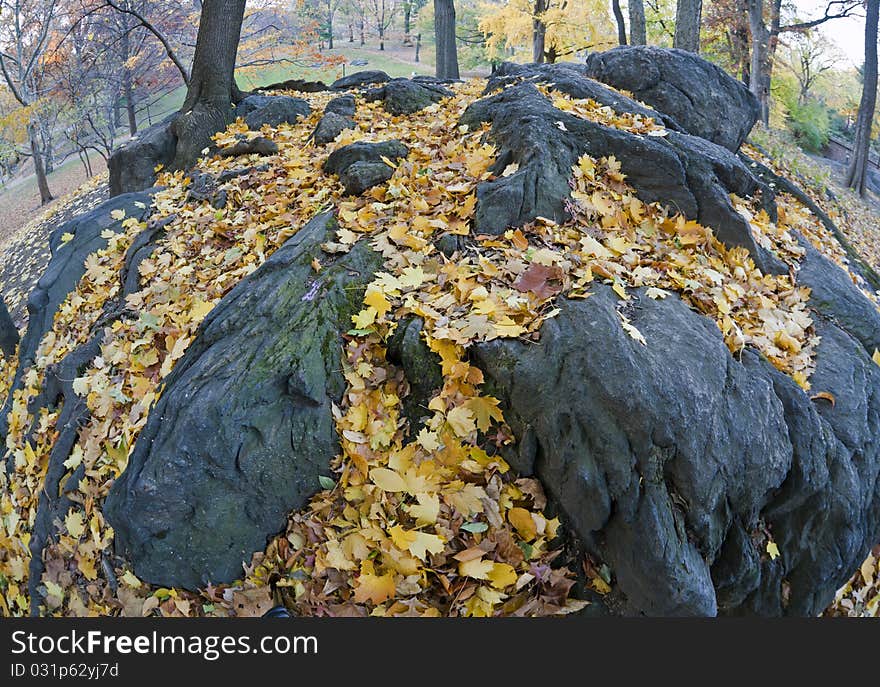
[{"left": 101, "top": 0, "right": 190, "bottom": 86}]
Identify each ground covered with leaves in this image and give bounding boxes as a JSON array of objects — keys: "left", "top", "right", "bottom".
[
  {"left": 0, "top": 174, "right": 108, "bottom": 325},
  {"left": 0, "top": 78, "right": 878, "bottom": 617}
]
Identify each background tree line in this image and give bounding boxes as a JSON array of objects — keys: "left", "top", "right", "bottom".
[{"left": 1, "top": 0, "right": 877, "bottom": 201}]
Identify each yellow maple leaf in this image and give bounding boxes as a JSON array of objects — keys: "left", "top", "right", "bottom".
[
  {"left": 407, "top": 493, "right": 440, "bottom": 525},
  {"left": 446, "top": 405, "right": 476, "bottom": 437},
  {"left": 65, "top": 510, "right": 85, "bottom": 539},
  {"left": 464, "top": 396, "right": 504, "bottom": 432},
  {"left": 407, "top": 531, "right": 445, "bottom": 561},
  {"left": 459, "top": 558, "right": 494, "bottom": 580},
  {"left": 370, "top": 467, "right": 408, "bottom": 492},
  {"left": 873, "top": 349, "right": 880, "bottom": 367},
  {"left": 416, "top": 427, "right": 440, "bottom": 452},
  {"left": 77, "top": 555, "right": 98, "bottom": 581},
  {"left": 364, "top": 288, "right": 392, "bottom": 318},
  {"left": 189, "top": 298, "right": 215, "bottom": 322},
  {"left": 486, "top": 562, "right": 517, "bottom": 590},
  {"left": 352, "top": 307, "right": 378, "bottom": 330},
  {"left": 508, "top": 507, "right": 537, "bottom": 541},
  {"left": 766, "top": 541, "right": 780, "bottom": 560},
  {"left": 120, "top": 571, "right": 142, "bottom": 588},
  {"left": 353, "top": 568, "right": 396, "bottom": 605}
]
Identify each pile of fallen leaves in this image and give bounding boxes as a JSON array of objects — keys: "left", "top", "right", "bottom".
[
  {"left": 0, "top": 78, "right": 874, "bottom": 617},
  {"left": 825, "top": 545, "right": 880, "bottom": 618}
]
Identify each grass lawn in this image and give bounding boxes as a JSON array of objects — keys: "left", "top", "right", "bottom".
[
  {"left": 142, "top": 45, "right": 434, "bottom": 128},
  {"left": 0, "top": 155, "right": 106, "bottom": 248},
  {"left": 236, "top": 45, "right": 434, "bottom": 89}
]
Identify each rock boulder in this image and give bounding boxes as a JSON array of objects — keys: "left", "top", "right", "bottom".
[{"left": 584, "top": 46, "right": 760, "bottom": 152}]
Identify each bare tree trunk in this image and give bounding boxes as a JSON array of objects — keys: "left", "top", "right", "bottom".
[
  {"left": 29, "top": 125, "right": 53, "bottom": 205},
  {"left": 121, "top": 26, "right": 138, "bottom": 136},
  {"left": 415, "top": 33, "right": 421, "bottom": 62},
  {"left": 349, "top": 22, "right": 354, "bottom": 42},
  {"left": 846, "top": 0, "right": 879, "bottom": 196},
  {"left": 629, "top": 0, "right": 646, "bottom": 45},
  {"left": 435, "top": 0, "right": 460, "bottom": 79},
  {"left": 404, "top": 3, "right": 412, "bottom": 45},
  {"left": 674, "top": 0, "right": 702, "bottom": 52},
  {"left": 532, "top": 0, "right": 547, "bottom": 63},
  {"left": 748, "top": 0, "right": 771, "bottom": 125},
  {"left": 612, "top": 0, "right": 627, "bottom": 45},
  {"left": 0, "top": 296, "right": 19, "bottom": 359},
  {"left": 327, "top": 10, "right": 334, "bottom": 49},
  {"left": 172, "top": 0, "right": 247, "bottom": 170},
  {"left": 125, "top": 78, "right": 138, "bottom": 136}
]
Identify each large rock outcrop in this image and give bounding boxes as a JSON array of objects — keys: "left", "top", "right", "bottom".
[
  {"left": 584, "top": 46, "right": 761, "bottom": 151},
  {"left": 104, "top": 214, "right": 383, "bottom": 589},
  {"left": 461, "top": 81, "right": 784, "bottom": 274},
  {"left": 0, "top": 192, "right": 154, "bottom": 445},
  {"left": 473, "top": 284, "right": 880, "bottom": 616},
  {"left": 11, "top": 59, "right": 880, "bottom": 615}
]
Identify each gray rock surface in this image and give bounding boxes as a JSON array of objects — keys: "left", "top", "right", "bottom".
[
  {"left": 366, "top": 79, "right": 452, "bottom": 115},
  {"left": 257, "top": 78, "right": 329, "bottom": 93},
  {"left": 239, "top": 95, "right": 311, "bottom": 130},
  {"left": 312, "top": 112, "right": 357, "bottom": 145},
  {"left": 324, "top": 140, "right": 408, "bottom": 195},
  {"left": 27, "top": 48, "right": 880, "bottom": 614},
  {"left": 0, "top": 192, "right": 154, "bottom": 449},
  {"left": 104, "top": 214, "right": 383, "bottom": 588},
  {"left": 461, "top": 82, "right": 784, "bottom": 274},
  {"left": 108, "top": 118, "right": 176, "bottom": 196},
  {"left": 584, "top": 46, "right": 760, "bottom": 152},
  {"left": 474, "top": 284, "right": 880, "bottom": 616},
  {"left": 486, "top": 62, "right": 667, "bottom": 125},
  {"left": 331, "top": 70, "right": 391, "bottom": 90},
  {"left": 325, "top": 95, "right": 357, "bottom": 117},
  {"left": 0, "top": 298, "right": 17, "bottom": 359}
]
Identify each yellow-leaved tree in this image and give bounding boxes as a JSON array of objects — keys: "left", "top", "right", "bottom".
[{"left": 478, "top": 0, "right": 615, "bottom": 64}]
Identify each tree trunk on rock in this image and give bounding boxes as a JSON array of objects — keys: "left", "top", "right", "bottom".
[
  {"left": 846, "top": 0, "right": 879, "bottom": 196},
  {"left": 171, "top": 0, "right": 247, "bottom": 171},
  {"left": 435, "top": 0, "right": 460, "bottom": 80},
  {"left": 674, "top": 0, "right": 702, "bottom": 52},
  {"left": 0, "top": 297, "right": 18, "bottom": 359},
  {"left": 612, "top": 0, "right": 627, "bottom": 45},
  {"left": 629, "top": 0, "right": 647, "bottom": 45}
]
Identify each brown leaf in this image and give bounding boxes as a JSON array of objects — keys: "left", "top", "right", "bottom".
[{"left": 514, "top": 263, "right": 564, "bottom": 300}]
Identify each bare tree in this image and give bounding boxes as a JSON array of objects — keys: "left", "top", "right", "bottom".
[
  {"left": 748, "top": 0, "right": 861, "bottom": 125},
  {"left": 781, "top": 31, "right": 837, "bottom": 104},
  {"left": 847, "top": 0, "right": 879, "bottom": 196},
  {"left": 367, "top": 0, "right": 398, "bottom": 50},
  {"left": 612, "top": 0, "right": 628, "bottom": 45},
  {"left": 0, "top": 0, "right": 58, "bottom": 204},
  {"left": 674, "top": 0, "right": 702, "bottom": 52},
  {"left": 435, "top": 0, "right": 459, "bottom": 79},
  {"left": 100, "top": 0, "right": 191, "bottom": 86}
]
